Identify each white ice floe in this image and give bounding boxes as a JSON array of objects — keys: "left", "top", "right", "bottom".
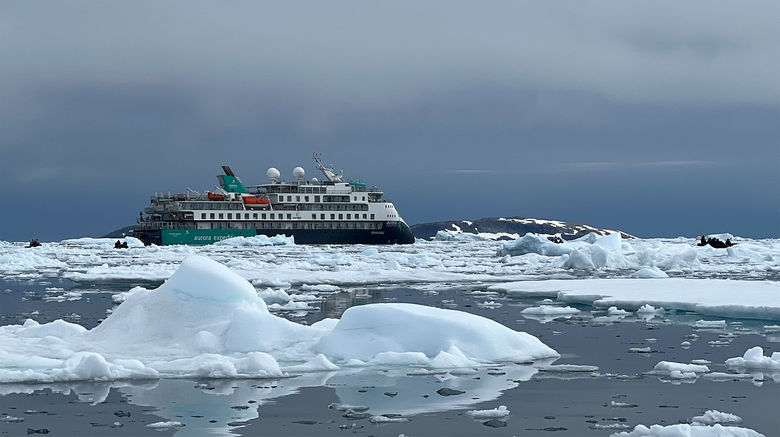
[
  {"left": 694, "top": 320, "right": 727, "bottom": 329},
  {"left": 651, "top": 361, "right": 710, "bottom": 379},
  {"left": 466, "top": 405, "right": 509, "bottom": 419},
  {"left": 520, "top": 305, "right": 580, "bottom": 316},
  {"left": 146, "top": 421, "right": 185, "bottom": 428},
  {"left": 630, "top": 267, "right": 669, "bottom": 279},
  {"left": 2, "top": 234, "right": 777, "bottom": 288},
  {"left": 691, "top": 410, "right": 743, "bottom": 426},
  {"left": 61, "top": 237, "right": 145, "bottom": 249},
  {"left": 489, "top": 279, "right": 780, "bottom": 321},
  {"left": 0, "top": 256, "right": 557, "bottom": 383},
  {"left": 608, "top": 307, "right": 631, "bottom": 316},
  {"left": 725, "top": 347, "right": 780, "bottom": 371},
  {"left": 369, "top": 415, "right": 409, "bottom": 423},
  {"left": 497, "top": 233, "right": 573, "bottom": 257},
  {"left": 611, "top": 423, "right": 764, "bottom": 437},
  {"left": 316, "top": 303, "right": 558, "bottom": 364},
  {"left": 636, "top": 304, "right": 663, "bottom": 314}
]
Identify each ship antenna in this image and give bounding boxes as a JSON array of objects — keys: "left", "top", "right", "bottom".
[{"left": 313, "top": 152, "right": 343, "bottom": 182}]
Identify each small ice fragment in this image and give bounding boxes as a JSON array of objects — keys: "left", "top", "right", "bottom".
[
  {"left": 693, "top": 320, "right": 726, "bottom": 329},
  {"left": 146, "top": 421, "right": 185, "bottom": 428},
  {"left": 466, "top": 405, "right": 510, "bottom": 419}
]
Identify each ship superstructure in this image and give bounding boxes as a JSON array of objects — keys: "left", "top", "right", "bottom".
[{"left": 134, "top": 154, "right": 415, "bottom": 245}]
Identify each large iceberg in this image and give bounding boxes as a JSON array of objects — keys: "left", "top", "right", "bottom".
[
  {"left": 0, "top": 256, "right": 557, "bottom": 383},
  {"left": 317, "top": 303, "right": 558, "bottom": 364}
]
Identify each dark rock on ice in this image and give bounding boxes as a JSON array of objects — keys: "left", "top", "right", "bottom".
[{"left": 436, "top": 388, "right": 465, "bottom": 396}]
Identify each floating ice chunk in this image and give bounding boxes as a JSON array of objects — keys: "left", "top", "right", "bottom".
[
  {"left": 476, "top": 300, "right": 503, "bottom": 309},
  {"left": 691, "top": 410, "right": 743, "bottom": 426},
  {"left": 257, "top": 288, "right": 291, "bottom": 305},
  {"left": 146, "top": 421, "right": 185, "bottom": 428},
  {"left": 694, "top": 320, "right": 727, "bottom": 329},
  {"left": 466, "top": 405, "right": 510, "bottom": 419},
  {"left": 652, "top": 361, "right": 710, "bottom": 376},
  {"left": 630, "top": 267, "right": 669, "bottom": 279},
  {"left": 284, "top": 354, "right": 339, "bottom": 372},
  {"left": 521, "top": 305, "right": 580, "bottom": 316},
  {"left": 300, "top": 284, "right": 340, "bottom": 293},
  {"left": 268, "top": 301, "right": 312, "bottom": 311},
  {"left": 370, "top": 415, "right": 409, "bottom": 423},
  {"left": 612, "top": 423, "right": 764, "bottom": 436},
  {"left": 608, "top": 307, "right": 631, "bottom": 316},
  {"left": 317, "top": 303, "right": 559, "bottom": 363},
  {"left": 435, "top": 230, "right": 490, "bottom": 241},
  {"left": 563, "top": 249, "right": 596, "bottom": 270},
  {"left": 497, "top": 233, "right": 572, "bottom": 257},
  {"left": 637, "top": 304, "right": 663, "bottom": 314},
  {"left": 725, "top": 347, "right": 780, "bottom": 371}
]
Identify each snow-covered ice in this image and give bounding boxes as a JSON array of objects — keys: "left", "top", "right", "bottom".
[
  {"left": 466, "top": 405, "right": 510, "bottom": 419},
  {"left": 490, "top": 279, "right": 780, "bottom": 321},
  {"left": 612, "top": 423, "right": 764, "bottom": 437},
  {"left": 725, "top": 347, "right": 780, "bottom": 371},
  {"left": 0, "top": 256, "right": 557, "bottom": 383}
]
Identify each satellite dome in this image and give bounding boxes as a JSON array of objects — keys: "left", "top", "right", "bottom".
[
  {"left": 293, "top": 166, "right": 305, "bottom": 179},
  {"left": 266, "top": 167, "right": 281, "bottom": 180},
  {"left": 311, "top": 177, "right": 319, "bottom": 183}
]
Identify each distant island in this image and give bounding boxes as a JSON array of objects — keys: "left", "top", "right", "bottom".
[
  {"left": 103, "top": 217, "right": 633, "bottom": 241},
  {"left": 410, "top": 217, "right": 635, "bottom": 241}
]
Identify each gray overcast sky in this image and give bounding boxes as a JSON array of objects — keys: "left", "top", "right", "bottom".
[{"left": 1, "top": 1, "right": 778, "bottom": 240}]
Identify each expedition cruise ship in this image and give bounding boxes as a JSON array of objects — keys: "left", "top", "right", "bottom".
[{"left": 134, "top": 154, "right": 415, "bottom": 245}]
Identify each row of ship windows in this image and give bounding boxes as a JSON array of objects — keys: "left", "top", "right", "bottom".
[
  {"left": 201, "top": 212, "right": 377, "bottom": 220},
  {"left": 279, "top": 195, "right": 366, "bottom": 203},
  {"left": 178, "top": 199, "right": 374, "bottom": 210},
  {"left": 207, "top": 221, "right": 384, "bottom": 230}
]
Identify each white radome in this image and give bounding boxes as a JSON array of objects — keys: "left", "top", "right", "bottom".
[
  {"left": 293, "top": 166, "right": 305, "bottom": 179},
  {"left": 266, "top": 167, "right": 281, "bottom": 180}
]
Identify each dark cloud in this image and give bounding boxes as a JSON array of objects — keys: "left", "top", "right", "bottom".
[{"left": 0, "top": 1, "right": 778, "bottom": 240}]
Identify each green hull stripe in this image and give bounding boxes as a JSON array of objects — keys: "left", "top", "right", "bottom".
[{"left": 161, "top": 229, "right": 255, "bottom": 245}]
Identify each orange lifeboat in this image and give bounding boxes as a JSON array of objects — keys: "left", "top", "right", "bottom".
[
  {"left": 208, "top": 192, "right": 226, "bottom": 201},
  {"left": 243, "top": 196, "right": 269, "bottom": 205}
]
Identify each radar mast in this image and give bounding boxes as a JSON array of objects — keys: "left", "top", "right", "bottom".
[{"left": 313, "top": 152, "right": 343, "bottom": 182}]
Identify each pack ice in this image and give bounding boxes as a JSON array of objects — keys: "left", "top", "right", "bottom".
[{"left": 0, "top": 256, "right": 558, "bottom": 383}]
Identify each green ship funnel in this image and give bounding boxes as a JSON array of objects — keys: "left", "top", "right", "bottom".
[{"left": 217, "top": 166, "right": 248, "bottom": 193}]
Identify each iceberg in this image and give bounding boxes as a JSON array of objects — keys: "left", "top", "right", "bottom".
[
  {"left": 317, "top": 302, "right": 558, "bottom": 364},
  {"left": 0, "top": 256, "right": 557, "bottom": 383},
  {"left": 725, "top": 346, "right": 780, "bottom": 371}
]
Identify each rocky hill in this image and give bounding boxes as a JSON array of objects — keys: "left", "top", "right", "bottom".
[{"left": 410, "top": 217, "right": 635, "bottom": 241}]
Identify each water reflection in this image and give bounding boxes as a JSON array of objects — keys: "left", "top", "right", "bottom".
[{"left": 0, "top": 364, "right": 542, "bottom": 436}]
